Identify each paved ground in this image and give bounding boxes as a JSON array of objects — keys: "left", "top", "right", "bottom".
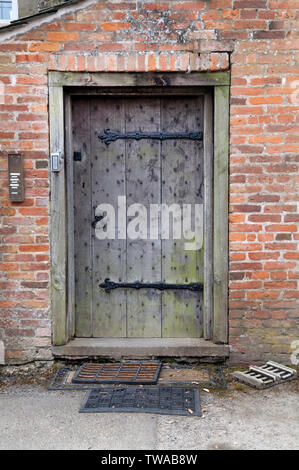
[{"left": 0, "top": 366, "right": 298, "bottom": 450}]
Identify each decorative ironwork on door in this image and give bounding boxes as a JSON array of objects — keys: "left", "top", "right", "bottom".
[
  {"left": 100, "top": 278, "right": 203, "bottom": 293},
  {"left": 98, "top": 128, "right": 203, "bottom": 145}
]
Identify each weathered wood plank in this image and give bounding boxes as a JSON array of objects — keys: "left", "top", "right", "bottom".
[
  {"left": 73, "top": 98, "right": 93, "bottom": 337},
  {"left": 125, "top": 97, "right": 162, "bottom": 337},
  {"left": 161, "top": 96, "right": 204, "bottom": 338},
  {"left": 213, "top": 86, "right": 229, "bottom": 343},
  {"left": 91, "top": 97, "right": 127, "bottom": 337},
  {"left": 64, "top": 94, "right": 75, "bottom": 338},
  {"left": 49, "top": 72, "right": 230, "bottom": 88},
  {"left": 49, "top": 85, "right": 67, "bottom": 345},
  {"left": 68, "top": 87, "right": 209, "bottom": 97},
  {"left": 203, "top": 92, "right": 214, "bottom": 340}
]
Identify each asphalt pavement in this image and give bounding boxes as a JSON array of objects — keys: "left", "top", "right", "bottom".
[{"left": 0, "top": 378, "right": 298, "bottom": 450}]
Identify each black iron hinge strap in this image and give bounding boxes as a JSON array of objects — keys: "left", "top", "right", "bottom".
[
  {"left": 98, "top": 128, "right": 203, "bottom": 145},
  {"left": 100, "top": 278, "right": 203, "bottom": 293}
]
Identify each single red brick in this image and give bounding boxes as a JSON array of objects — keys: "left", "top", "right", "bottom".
[
  {"left": 264, "top": 281, "right": 297, "bottom": 289},
  {"left": 19, "top": 245, "right": 49, "bottom": 253},
  {"left": 248, "top": 215, "right": 281, "bottom": 223},
  {"left": 173, "top": 1, "right": 205, "bottom": 10},
  {"left": 265, "top": 261, "right": 297, "bottom": 270},
  {"left": 249, "top": 252, "right": 280, "bottom": 260},
  {"left": 231, "top": 205, "right": 261, "bottom": 212},
  {"left": 266, "top": 224, "right": 297, "bottom": 232},
  {"left": 16, "top": 54, "right": 46, "bottom": 63},
  {"left": 230, "top": 262, "right": 263, "bottom": 271},
  {"left": 234, "top": 0, "right": 267, "bottom": 6},
  {"left": 252, "top": 271, "right": 270, "bottom": 279},
  {"left": 230, "top": 281, "right": 262, "bottom": 289},
  {"left": 230, "top": 243, "right": 262, "bottom": 251},
  {"left": 284, "top": 252, "right": 299, "bottom": 260},
  {"left": 284, "top": 214, "right": 299, "bottom": 222},
  {"left": 47, "top": 32, "right": 79, "bottom": 42},
  {"left": 270, "top": 271, "right": 287, "bottom": 280},
  {"left": 100, "top": 22, "right": 131, "bottom": 31},
  {"left": 276, "top": 233, "right": 292, "bottom": 241},
  {"left": 144, "top": 2, "right": 169, "bottom": 9},
  {"left": 247, "top": 290, "right": 279, "bottom": 299},
  {"left": 65, "top": 22, "right": 97, "bottom": 31},
  {"left": 29, "top": 42, "right": 61, "bottom": 52}
]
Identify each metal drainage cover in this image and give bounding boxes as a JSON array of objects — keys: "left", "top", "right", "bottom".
[
  {"left": 80, "top": 386, "right": 201, "bottom": 416},
  {"left": 72, "top": 362, "right": 162, "bottom": 385}
]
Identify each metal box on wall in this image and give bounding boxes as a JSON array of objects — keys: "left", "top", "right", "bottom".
[{"left": 8, "top": 153, "right": 24, "bottom": 203}]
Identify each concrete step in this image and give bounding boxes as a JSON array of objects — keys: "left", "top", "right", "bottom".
[{"left": 53, "top": 337, "right": 229, "bottom": 360}]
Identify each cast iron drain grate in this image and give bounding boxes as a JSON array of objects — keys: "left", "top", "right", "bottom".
[
  {"left": 72, "top": 362, "right": 162, "bottom": 385},
  {"left": 80, "top": 386, "right": 201, "bottom": 416}
]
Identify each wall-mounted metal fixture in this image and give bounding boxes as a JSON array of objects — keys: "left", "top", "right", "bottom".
[
  {"left": 51, "top": 152, "right": 63, "bottom": 172},
  {"left": 8, "top": 153, "right": 24, "bottom": 203}
]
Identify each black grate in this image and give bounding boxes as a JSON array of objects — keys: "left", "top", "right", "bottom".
[
  {"left": 72, "top": 362, "right": 162, "bottom": 385},
  {"left": 80, "top": 386, "right": 201, "bottom": 416},
  {"left": 48, "top": 366, "right": 75, "bottom": 390},
  {"left": 48, "top": 366, "right": 226, "bottom": 391}
]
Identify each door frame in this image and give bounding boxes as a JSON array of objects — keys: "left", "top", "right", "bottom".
[{"left": 49, "top": 71, "right": 230, "bottom": 347}]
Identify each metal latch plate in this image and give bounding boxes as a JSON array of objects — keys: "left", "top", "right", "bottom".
[{"left": 51, "top": 152, "right": 63, "bottom": 172}]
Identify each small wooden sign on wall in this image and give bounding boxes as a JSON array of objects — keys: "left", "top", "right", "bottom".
[{"left": 8, "top": 153, "right": 24, "bottom": 202}]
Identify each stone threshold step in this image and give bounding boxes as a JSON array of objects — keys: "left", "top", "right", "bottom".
[{"left": 52, "top": 337, "right": 229, "bottom": 359}]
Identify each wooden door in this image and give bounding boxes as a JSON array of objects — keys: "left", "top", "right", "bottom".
[{"left": 72, "top": 95, "right": 205, "bottom": 339}]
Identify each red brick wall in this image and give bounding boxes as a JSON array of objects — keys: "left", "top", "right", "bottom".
[{"left": 0, "top": 0, "right": 298, "bottom": 364}]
